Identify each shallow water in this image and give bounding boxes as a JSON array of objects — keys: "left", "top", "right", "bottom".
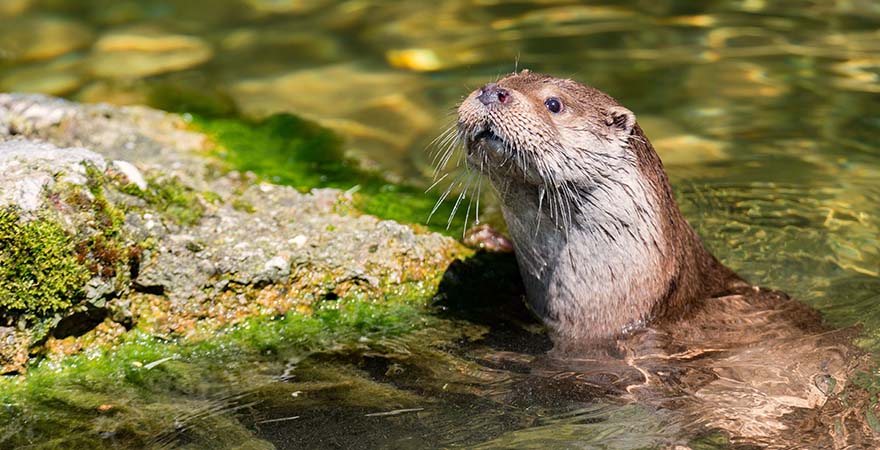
[{"left": 2, "top": 0, "right": 880, "bottom": 448}]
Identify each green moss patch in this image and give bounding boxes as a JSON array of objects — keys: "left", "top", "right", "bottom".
[
  {"left": 141, "top": 177, "right": 205, "bottom": 226},
  {"left": 120, "top": 175, "right": 206, "bottom": 226},
  {"left": 192, "top": 114, "right": 467, "bottom": 235},
  {"left": 0, "top": 164, "right": 146, "bottom": 328},
  {"left": 0, "top": 208, "right": 91, "bottom": 318}
]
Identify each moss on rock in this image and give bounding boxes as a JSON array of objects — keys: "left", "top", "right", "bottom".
[
  {"left": 141, "top": 176, "right": 206, "bottom": 226},
  {"left": 193, "top": 113, "right": 467, "bottom": 235},
  {"left": 0, "top": 208, "right": 90, "bottom": 318}
]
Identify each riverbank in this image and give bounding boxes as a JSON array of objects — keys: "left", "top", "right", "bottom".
[{"left": 0, "top": 93, "right": 469, "bottom": 375}]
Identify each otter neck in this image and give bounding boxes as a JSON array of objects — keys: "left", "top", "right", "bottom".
[{"left": 489, "top": 126, "right": 740, "bottom": 343}]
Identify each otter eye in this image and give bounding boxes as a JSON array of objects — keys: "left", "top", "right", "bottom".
[{"left": 544, "top": 97, "right": 562, "bottom": 113}]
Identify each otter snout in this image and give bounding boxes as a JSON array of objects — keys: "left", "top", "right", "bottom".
[{"left": 477, "top": 83, "right": 510, "bottom": 106}]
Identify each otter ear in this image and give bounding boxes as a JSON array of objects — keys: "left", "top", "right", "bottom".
[{"left": 605, "top": 106, "right": 636, "bottom": 135}]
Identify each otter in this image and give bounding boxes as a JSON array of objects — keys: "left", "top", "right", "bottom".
[
  {"left": 448, "top": 70, "right": 876, "bottom": 447},
  {"left": 457, "top": 69, "right": 749, "bottom": 343}
]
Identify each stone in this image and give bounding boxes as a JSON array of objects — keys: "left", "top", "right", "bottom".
[
  {"left": 89, "top": 27, "right": 213, "bottom": 78},
  {"left": 0, "top": 140, "right": 107, "bottom": 212},
  {"left": 0, "top": 54, "right": 85, "bottom": 96},
  {"left": 0, "top": 15, "right": 94, "bottom": 62},
  {"left": 110, "top": 160, "right": 147, "bottom": 190},
  {"left": 0, "top": 327, "right": 29, "bottom": 374},
  {"left": 243, "top": 0, "right": 332, "bottom": 16}
]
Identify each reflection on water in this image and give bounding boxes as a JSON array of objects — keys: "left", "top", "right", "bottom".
[{"left": 2, "top": 0, "right": 880, "bottom": 448}]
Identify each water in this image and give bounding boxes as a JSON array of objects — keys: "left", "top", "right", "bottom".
[{"left": 2, "top": 0, "right": 879, "bottom": 448}]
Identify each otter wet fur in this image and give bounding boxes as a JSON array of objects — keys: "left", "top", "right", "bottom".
[
  {"left": 456, "top": 69, "right": 740, "bottom": 344},
  {"left": 437, "top": 70, "right": 879, "bottom": 448}
]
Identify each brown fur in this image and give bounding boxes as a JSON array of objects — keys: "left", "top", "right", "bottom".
[
  {"left": 456, "top": 70, "right": 742, "bottom": 341},
  {"left": 626, "top": 124, "right": 743, "bottom": 322}
]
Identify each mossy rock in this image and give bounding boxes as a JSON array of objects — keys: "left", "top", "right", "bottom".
[
  {"left": 0, "top": 208, "right": 90, "bottom": 317},
  {"left": 193, "top": 113, "right": 469, "bottom": 235}
]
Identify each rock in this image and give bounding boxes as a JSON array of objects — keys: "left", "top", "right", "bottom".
[
  {"left": 217, "top": 25, "right": 341, "bottom": 63},
  {"left": 0, "top": 327, "right": 29, "bottom": 374},
  {"left": 262, "top": 255, "right": 291, "bottom": 283},
  {"left": 243, "top": 0, "right": 332, "bottom": 16},
  {"left": 84, "top": 277, "right": 115, "bottom": 306},
  {"left": 0, "top": 15, "right": 94, "bottom": 62},
  {"left": 109, "top": 160, "right": 147, "bottom": 190},
  {"left": 88, "top": 27, "right": 213, "bottom": 78},
  {"left": 0, "top": 54, "right": 84, "bottom": 96},
  {"left": 0, "top": 140, "right": 106, "bottom": 212},
  {"left": 0, "top": 93, "right": 464, "bottom": 372},
  {"left": 0, "top": 93, "right": 210, "bottom": 187}
]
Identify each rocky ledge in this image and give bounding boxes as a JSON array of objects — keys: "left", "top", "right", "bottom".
[{"left": 0, "top": 94, "right": 465, "bottom": 374}]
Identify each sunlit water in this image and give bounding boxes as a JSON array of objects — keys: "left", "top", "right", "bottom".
[{"left": 2, "top": 0, "right": 879, "bottom": 448}]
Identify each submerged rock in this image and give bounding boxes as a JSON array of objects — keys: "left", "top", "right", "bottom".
[
  {"left": 0, "top": 93, "right": 464, "bottom": 374},
  {"left": 88, "top": 27, "right": 213, "bottom": 78},
  {"left": 0, "top": 54, "right": 85, "bottom": 97},
  {"left": 0, "top": 15, "right": 94, "bottom": 62}
]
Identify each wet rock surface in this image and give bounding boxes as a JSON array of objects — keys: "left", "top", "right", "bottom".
[{"left": 0, "top": 93, "right": 463, "bottom": 374}]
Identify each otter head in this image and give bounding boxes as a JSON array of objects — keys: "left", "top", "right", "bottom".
[
  {"left": 458, "top": 70, "right": 638, "bottom": 188},
  {"left": 453, "top": 70, "right": 738, "bottom": 344}
]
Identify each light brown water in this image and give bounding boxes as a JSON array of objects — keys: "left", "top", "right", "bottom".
[{"left": 2, "top": 0, "right": 880, "bottom": 448}]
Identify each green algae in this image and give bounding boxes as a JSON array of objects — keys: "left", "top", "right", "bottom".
[
  {"left": 120, "top": 175, "right": 206, "bottom": 226},
  {"left": 191, "top": 114, "right": 467, "bottom": 235},
  {"left": 0, "top": 208, "right": 90, "bottom": 318},
  {"left": 0, "top": 292, "right": 437, "bottom": 449}
]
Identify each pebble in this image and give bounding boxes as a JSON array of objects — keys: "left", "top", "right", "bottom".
[{"left": 111, "top": 160, "right": 147, "bottom": 190}]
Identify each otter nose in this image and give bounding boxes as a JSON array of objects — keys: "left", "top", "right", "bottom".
[{"left": 477, "top": 83, "right": 510, "bottom": 105}]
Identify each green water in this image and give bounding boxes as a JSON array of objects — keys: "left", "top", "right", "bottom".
[{"left": 2, "top": 0, "right": 880, "bottom": 448}]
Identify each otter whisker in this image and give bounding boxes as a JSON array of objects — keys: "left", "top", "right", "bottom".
[
  {"left": 427, "top": 118, "right": 457, "bottom": 156},
  {"left": 448, "top": 169, "right": 476, "bottom": 230},
  {"left": 429, "top": 128, "right": 456, "bottom": 166},
  {"left": 536, "top": 186, "right": 545, "bottom": 237},
  {"left": 428, "top": 118, "right": 456, "bottom": 151},
  {"left": 430, "top": 126, "right": 461, "bottom": 179},
  {"left": 428, "top": 168, "right": 470, "bottom": 224},
  {"left": 425, "top": 172, "right": 450, "bottom": 193},
  {"left": 435, "top": 136, "right": 461, "bottom": 176},
  {"left": 462, "top": 180, "right": 474, "bottom": 236},
  {"left": 475, "top": 160, "right": 484, "bottom": 225},
  {"left": 430, "top": 143, "right": 455, "bottom": 177}
]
